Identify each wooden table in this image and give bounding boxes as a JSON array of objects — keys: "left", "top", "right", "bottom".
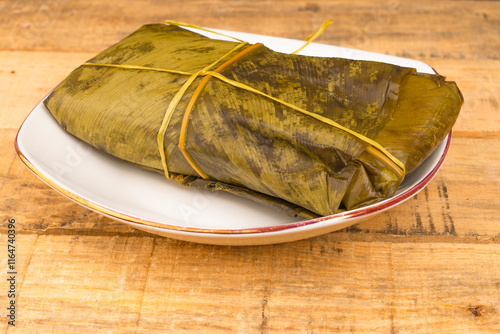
[{"left": 1, "top": 1, "right": 499, "bottom": 332}]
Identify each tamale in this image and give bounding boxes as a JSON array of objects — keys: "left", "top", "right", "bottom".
[{"left": 43, "top": 23, "right": 463, "bottom": 218}]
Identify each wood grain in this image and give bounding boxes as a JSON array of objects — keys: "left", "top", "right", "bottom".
[
  {"left": 9, "top": 235, "right": 154, "bottom": 333},
  {"left": 2, "top": 235, "right": 499, "bottom": 333},
  {"left": 0, "top": 51, "right": 94, "bottom": 129},
  {"left": 0, "top": 0, "right": 499, "bottom": 333},
  {"left": 0, "top": 233, "right": 38, "bottom": 333},
  {"left": 3, "top": 130, "right": 499, "bottom": 239},
  {"left": 423, "top": 58, "right": 500, "bottom": 137},
  {"left": 1, "top": 0, "right": 499, "bottom": 60},
  {"left": 1, "top": 52, "right": 499, "bottom": 136}
]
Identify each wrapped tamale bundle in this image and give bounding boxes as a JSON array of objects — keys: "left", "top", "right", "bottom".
[{"left": 43, "top": 23, "right": 463, "bottom": 218}]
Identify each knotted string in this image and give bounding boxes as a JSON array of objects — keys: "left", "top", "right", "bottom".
[
  {"left": 82, "top": 20, "right": 405, "bottom": 181},
  {"left": 156, "top": 41, "right": 248, "bottom": 180}
]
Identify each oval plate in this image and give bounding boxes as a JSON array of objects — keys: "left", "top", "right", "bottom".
[{"left": 15, "top": 27, "right": 450, "bottom": 245}]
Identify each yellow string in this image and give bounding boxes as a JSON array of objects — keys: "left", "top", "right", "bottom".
[
  {"left": 156, "top": 41, "right": 248, "bottom": 179},
  {"left": 291, "top": 19, "right": 334, "bottom": 54},
  {"left": 157, "top": 71, "right": 202, "bottom": 179},
  {"left": 82, "top": 62, "right": 193, "bottom": 76},
  {"left": 165, "top": 20, "right": 247, "bottom": 43},
  {"left": 82, "top": 19, "right": 405, "bottom": 179},
  {"left": 204, "top": 70, "right": 405, "bottom": 174},
  {"left": 84, "top": 42, "right": 248, "bottom": 180}
]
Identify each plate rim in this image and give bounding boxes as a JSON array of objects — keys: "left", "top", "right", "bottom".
[
  {"left": 13, "top": 28, "right": 452, "bottom": 237},
  {"left": 14, "top": 102, "right": 451, "bottom": 235}
]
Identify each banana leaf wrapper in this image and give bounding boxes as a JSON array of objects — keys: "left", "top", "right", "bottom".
[{"left": 43, "top": 24, "right": 463, "bottom": 218}]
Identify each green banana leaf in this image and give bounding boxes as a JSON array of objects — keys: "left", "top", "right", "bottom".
[{"left": 44, "top": 24, "right": 463, "bottom": 218}]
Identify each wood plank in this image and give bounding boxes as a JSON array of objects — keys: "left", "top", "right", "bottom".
[
  {"left": 0, "top": 129, "right": 17, "bottom": 188},
  {"left": 8, "top": 235, "right": 498, "bottom": 332},
  {"left": 0, "top": 51, "right": 94, "bottom": 129},
  {"left": 2, "top": 54, "right": 499, "bottom": 136},
  {"left": 359, "top": 136, "right": 500, "bottom": 238},
  {"left": 3, "top": 125, "right": 499, "bottom": 239},
  {"left": 422, "top": 58, "right": 500, "bottom": 137},
  {"left": 0, "top": 1, "right": 498, "bottom": 333},
  {"left": 0, "top": 233, "right": 38, "bottom": 332},
  {"left": 1, "top": 128, "right": 141, "bottom": 236},
  {"left": 136, "top": 238, "right": 270, "bottom": 333},
  {"left": 1, "top": 1, "right": 499, "bottom": 60},
  {"left": 2, "top": 129, "right": 138, "bottom": 235},
  {"left": 391, "top": 242, "right": 500, "bottom": 333},
  {"left": 12, "top": 235, "right": 154, "bottom": 333},
  {"left": 261, "top": 241, "right": 500, "bottom": 333}
]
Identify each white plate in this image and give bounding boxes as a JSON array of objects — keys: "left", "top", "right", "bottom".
[{"left": 15, "top": 28, "right": 450, "bottom": 245}]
